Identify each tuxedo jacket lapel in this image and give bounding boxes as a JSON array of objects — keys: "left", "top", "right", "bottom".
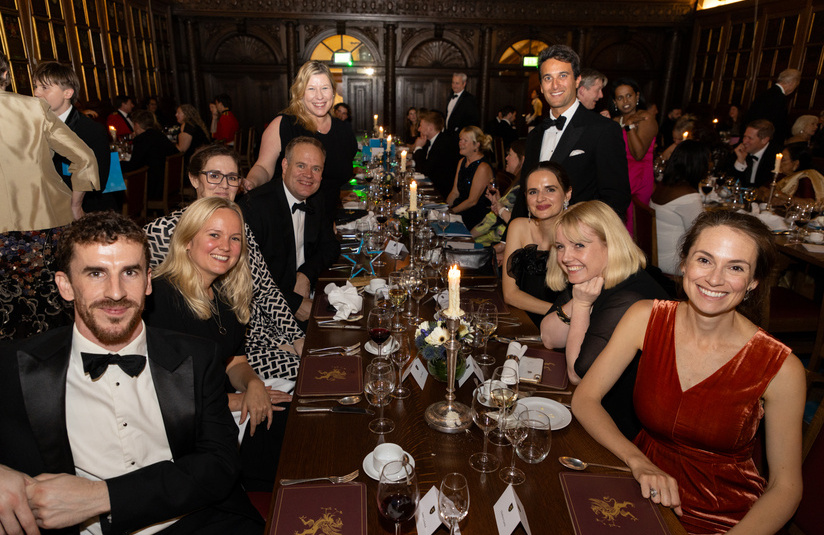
[
  {"left": 147, "top": 330, "right": 195, "bottom": 456},
  {"left": 273, "top": 180, "right": 298, "bottom": 274},
  {"left": 552, "top": 109, "right": 586, "bottom": 165}
]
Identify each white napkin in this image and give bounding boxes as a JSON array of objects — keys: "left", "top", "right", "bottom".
[
  {"left": 337, "top": 212, "right": 377, "bottom": 231},
  {"left": 324, "top": 281, "right": 363, "bottom": 320},
  {"left": 506, "top": 342, "right": 529, "bottom": 360},
  {"left": 232, "top": 377, "right": 295, "bottom": 444},
  {"left": 436, "top": 290, "right": 449, "bottom": 310},
  {"left": 343, "top": 201, "right": 366, "bottom": 209},
  {"left": 756, "top": 212, "right": 788, "bottom": 231},
  {"left": 446, "top": 240, "right": 476, "bottom": 250},
  {"left": 802, "top": 243, "right": 824, "bottom": 253}
]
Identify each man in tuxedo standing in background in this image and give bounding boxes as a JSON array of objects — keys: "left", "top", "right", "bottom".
[{"left": 445, "top": 72, "right": 481, "bottom": 133}]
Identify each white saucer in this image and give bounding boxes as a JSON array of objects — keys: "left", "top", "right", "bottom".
[
  {"left": 364, "top": 285, "right": 386, "bottom": 295},
  {"left": 514, "top": 397, "right": 572, "bottom": 430},
  {"left": 365, "top": 337, "right": 399, "bottom": 355},
  {"left": 362, "top": 451, "right": 416, "bottom": 480}
]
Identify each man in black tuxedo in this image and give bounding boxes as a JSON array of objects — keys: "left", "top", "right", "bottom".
[
  {"left": 512, "top": 45, "right": 630, "bottom": 220},
  {"left": 412, "top": 110, "right": 461, "bottom": 198},
  {"left": 0, "top": 212, "right": 261, "bottom": 534},
  {"left": 744, "top": 68, "right": 801, "bottom": 148},
  {"left": 731, "top": 120, "right": 781, "bottom": 188},
  {"left": 445, "top": 72, "right": 481, "bottom": 133},
  {"left": 240, "top": 136, "right": 340, "bottom": 325},
  {"left": 33, "top": 62, "right": 116, "bottom": 213},
  {"left": 486, "top": 105, "right": 518, "bottom": 151},
  {"left": 121, "top": 110, "right": 179, "bottom": 200}
]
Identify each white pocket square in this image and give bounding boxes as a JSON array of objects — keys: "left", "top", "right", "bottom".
[{"left": 569, "top": 149, "right": 585, "bottom": 156}]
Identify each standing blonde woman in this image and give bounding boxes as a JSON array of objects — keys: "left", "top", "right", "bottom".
[
  {"left": 447, "top": 126, "right": 493, "bottom": 229},
  {"left": 244, "top": 61, "right": 357, "bottom": 211}
]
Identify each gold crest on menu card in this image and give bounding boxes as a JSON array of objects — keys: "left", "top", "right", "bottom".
[
  {"left": 294, "top": 507, "right": 344, "bottom": 535},
  {"left": 589, "top": 496, "right": 638, "bottom": 527},
  {"left": 315, "top": 367, "right": 347, "bottom": 381}
]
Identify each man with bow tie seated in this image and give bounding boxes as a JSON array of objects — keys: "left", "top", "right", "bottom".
[
  {"left": 240, "top": 136, "right": 340, "bottom": 328},
  {"left": 0, "top": 211, "right": 262, "bottom": 534},
  {"left": 412, "top": 110, "right": 461, "bottom": 198},
  {"left": 732, "top": 120, "right": 781, "bottom": 188},
  {"left": 512, "top": 45, "right": 630, "bottom": 221}
]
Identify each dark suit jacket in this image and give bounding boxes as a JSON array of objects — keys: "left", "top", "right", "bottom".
[
  {"left": 121, "top": 129, "right": 178, "bottom": 200},
  {"left": 488, "top": 119, "right": 518, "bottom": 150},
  {"left": 0, "top": 326, "right": 260, "bottom": 534},
  {"left": 744, "top": 84, "right": 788, "bottom": 147},
  {"left": 513, "top": 105, "right": 630, "bottom": 219},
  {"left": 240, "top": 178, "right": 341, "bottom": 314},
  {"left": 54, "top": 107, "right": 116, "bottom": 213},
  {"left": 732, "top": 141, "right": 782, "bottom": 188},
  {"left": 446, "top": 91, "right": 481, "bottom": 133},
  {"left": 412, "top": 131, "right": 461, "bottom": 198}
]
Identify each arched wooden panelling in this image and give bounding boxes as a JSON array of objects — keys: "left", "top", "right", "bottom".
[{"left": 303, "top": 28, "right": 382, "bottom": 66}]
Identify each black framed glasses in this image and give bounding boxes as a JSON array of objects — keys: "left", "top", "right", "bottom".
[{"left": 201, "top": 171, "right": 241, "bottom": 187}]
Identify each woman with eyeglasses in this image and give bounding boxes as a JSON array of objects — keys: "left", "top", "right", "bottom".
[{"left": 144, "top": 144, "right": 305, "bottom": 382}]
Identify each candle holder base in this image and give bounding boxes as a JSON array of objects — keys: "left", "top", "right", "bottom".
[{"left": 424, "top": 400, "right": 472, "bottom": 433}]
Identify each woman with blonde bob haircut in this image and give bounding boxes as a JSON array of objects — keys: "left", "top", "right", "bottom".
[
  {"left": 243, "top": 61, "right": 357, "bottom": 212},
  {"left": 542, "top": 201, "right": 668, "bottom": 439},
  {"left": 447, "top": 125, "right": 494, "bottom": 229}
]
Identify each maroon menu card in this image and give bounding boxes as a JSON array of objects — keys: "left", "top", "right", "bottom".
[
  {"left": 524, "top": 347, "right": 569, "bottom": 390},
  {"left": 295, "top": 355, "right": 363, "bottom": 397},
  {"left": 311, "top": 291, "right": 340, "bottom": 319},
  {"left": 559, "top": 472, "right": 670, "bottom": 535},
  {"left": 269, "top": 482, "right": 367, "bottom": 535}
]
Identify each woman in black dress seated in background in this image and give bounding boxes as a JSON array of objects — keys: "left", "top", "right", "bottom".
[
  {"left": 502, "top": 162, "right": 571, "bottom": 327},
  {"left": 541, "top": 200, "right": 669, "bottom": 439},
  {"left": 446, "top": 126, "right": 493, "bottom": 229},
  {"left": 145, "top": 196, "right": 289, "bottom": 490}
]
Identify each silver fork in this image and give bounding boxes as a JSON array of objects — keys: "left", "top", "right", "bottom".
[
  {"left": 308, "top": 342, "right": 360, "bottom": 354},
  {"left": 309, "top": 346, "right": 361, "bottom": 357},
  {"left": 279, "top": 469, "right": 359, "bottom": 486}
]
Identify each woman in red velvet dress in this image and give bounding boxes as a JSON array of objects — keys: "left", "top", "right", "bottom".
[{"left": 573, "top": 210, "right": 804, "bottom": 535}]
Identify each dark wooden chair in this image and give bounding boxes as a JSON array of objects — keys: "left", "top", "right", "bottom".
[
  {"left": 239, "top": 126, "right": 256, "bottom": 174},
  {"left": 632, "top": 197, "right": 657, "bottom": 267},
  {"left": 492, "top": 137, "right": 505, "bottom": 170},
  {"left": 759, "top": 258, "right": 820, "bottom": 360},
  {"left": 148, "top": 152, "right": 185, "bottom": 216},
  {"left": 122, "top": 166, "right": 148, "bottom": 225}
]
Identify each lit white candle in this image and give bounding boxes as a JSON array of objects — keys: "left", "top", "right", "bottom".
[
  {"left": 108, "top": 126, "right": 117, "bottom": 142},
  {"left": 387, "top": 134, "right": 392, "bottom": 147},
  {"left": 409, "top": 181, "right": 417, "bottom": 212},
  {"left": 712, "top": 118, "right": 718, "bottom": 125},
  {"left": 379, "top": 126, "right": 384, "bottom": 139},
  {"left": 373, "top": 114, "right": 378, "bottom": 129},
  {"left": 401, "top": 150, "right": 407, "bottom": 171},
  {"left": 773, "top": 153, "right": 783, "bottom": 174},
  {"left": 682, "top": 131, "right": 689, "bottom": 141},
  {"left": 445, "top": 265, "right": 461, "bottom": 318}
]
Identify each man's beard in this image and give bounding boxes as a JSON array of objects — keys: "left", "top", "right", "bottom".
[{"left": 76, "top": 298, "right": 144, "bottom": 346}]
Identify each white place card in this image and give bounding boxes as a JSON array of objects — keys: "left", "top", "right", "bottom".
[
  {"left": 493, "top": 484, "right": 531, "bottom": 535},
  {"left": 457, "top": 356, "right": 485, "bottom": 387},
  {"left": 385, "top": 240, "right": 408, "bottom": 257},
  {"left": 408, "top": 357, "right": 429, "bottom": 390},
  {"left": 415, "top": 486, "right": 441, "bottom": 535}
]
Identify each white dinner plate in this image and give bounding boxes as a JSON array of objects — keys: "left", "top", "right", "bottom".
[
  {"left": 364, "top": 337, "right": 399, "bottom": 355},
  {"left": 515, "top": 397, "right": 572, "bottom": 430},
  {"left": 362, "top": 451, "right": 416, "bottom": 480}
]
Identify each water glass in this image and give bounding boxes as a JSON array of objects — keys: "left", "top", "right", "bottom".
[
  {"left": 439, "top": 473, "right": 469, "bottom": 535},
  {"left": 469, "top": 386, "right": 501, "bottom": 473},
  {"left": 390, "top": 333, "right": 413, "bottom": 400},
  {"left": 515, "top": 410, "right": 551, "bottom": 464},
  {"left": 365, "top": 358, "right": 396, "bottom": 434}
]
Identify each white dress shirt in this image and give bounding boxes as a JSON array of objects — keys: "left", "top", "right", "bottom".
[
  {"left": 66, "top": 322, "right": 178, "bottom": 535},
  {"left": 539, "top": 100, "right": 580, "bottom": 162},
  {"left": 283, "top": 182, "right": 306, "bottom": 269},
  {"left": 446, "top": 90, "right": 463, "bottom": 125},
  {"left": 733, "top": 144, "right": 769, "bottom": 184}
]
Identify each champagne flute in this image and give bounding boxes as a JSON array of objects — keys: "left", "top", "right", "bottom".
[
  {"left": 499, "top": 412, "right": 527, "bottom": 485},
  {"left": 409, "top": 268, "right": 429, "bottom": 323},
  {"left": 388, "top": 272, "right": 407, "bottom": 331},
  {"left": 401, "top": 269, "right": 416, "bottom": 320},
  {"left": 489, "top": 365, "right": 518, "bottom": 446},
  {"left": 515, "top": 410, "right": 551, "bottom": 464},
  {"left": 473, "top": 302, "right": 498, "bottom": 366},
  {"left": 439, "top": 473, "right": 469, "bottom": 535},
  {"left": 368, "top": 308, "right": 394, "bottom": 360},
  {"left": 390, "top": 332, "right": 413, "bottom": 400},
  {"left": 377, "top": 460, "right": 419, "bottom": 535},
  {"left": 365, "top": 358, "right": 396, "bottom": 434},
  {"left": 469, "top": 386, "right": 501, "bottom": 473}
]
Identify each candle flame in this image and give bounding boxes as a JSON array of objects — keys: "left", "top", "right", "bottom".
[
  {"left": 682, "top": 131, "right": 689, "bottom": 140},
  {"left": 448, "top": 265, "right": 460, "bottom": 277}
]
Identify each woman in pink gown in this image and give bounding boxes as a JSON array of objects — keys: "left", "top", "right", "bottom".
[{"left": 573, "top": 210, "right": 804, "bottom": 535}]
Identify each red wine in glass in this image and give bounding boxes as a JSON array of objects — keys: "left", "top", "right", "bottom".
[
  {"left": 701, "top": 185, "right": 713, "bottom": 195},
  {"left": 379, "top": 494, "right": 416, "bottom": 523},
  {"left": 794, "top": 218, "right": 809, "bottom": 229},
  {"left": 376, "top": 215, "right": 389, "bottom": 224},
  {"left": 370, "top": 327, "right": 391, "bottom": 345}
]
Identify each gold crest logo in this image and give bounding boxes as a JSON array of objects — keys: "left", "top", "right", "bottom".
[
  {"left": 295, "top": 507, "right": 344, "bottom": 534},
  {"left": 508, "top": 503, "right": 514, "bottom": 512},
  {"left": 589, "top": 496, "right": 638, "bottom": 527},
  {"left": 315, "top": 367, "right": 347, "bottom": 381}
]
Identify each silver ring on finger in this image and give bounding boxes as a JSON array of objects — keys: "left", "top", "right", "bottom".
[{"left": 650, "top": 488, "right": 658, "bottom": 498}]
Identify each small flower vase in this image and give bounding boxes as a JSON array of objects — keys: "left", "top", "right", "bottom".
[{"left": 426, "top": 353, "right": 467, "bottom": 383}]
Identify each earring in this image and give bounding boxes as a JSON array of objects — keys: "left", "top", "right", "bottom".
[
  {"left": 563, "top": 200, "right": 569, "bottom": 210},
  {"left": 744, "top": 288, "right": 753, "bottom": 300},
  {"left": 528, "top": 210, "right": 532, "bottom": 221}
]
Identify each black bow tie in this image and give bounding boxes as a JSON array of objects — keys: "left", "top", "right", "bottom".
[
  {"left": 746, "top": 154, "right": 759, "bottom": 163},
  {"left": 292, "top": 202, "right": 309, "bottom": 214},
  {"left": 81, "top": 352, "right": 146, "bottom": 380},
  {"left": 450, "top": 94, "right": 459, "bottom": 100},
  {"left": 543, "top": 115, "right": 567, "bottom": 131}
]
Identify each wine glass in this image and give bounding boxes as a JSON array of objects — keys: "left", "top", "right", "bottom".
[
  {"left": 499, "top": 412, "right": 527, "bottom": 485},
  {"left": 436, "top": 210, "right": 450, "bottom": 247},
  {"left": 368, "top": 307, "right": 394, "bottom": 360},
  {"left": 390, "top": 332, "right": 413, "bottom": 400},
  {"left": 515, "top": 410, "right": 551, "bottom": 464},
  {"left": 400, "top": 269, "right": 416, "bottom": 320},
  {"left": 469, "top": 386, "right": 501, "bottom": 473},
  {"left": 377, "top": 460, "right": 419, "bottom": 535},
  {"left": 473, "top": 302, "right": 498, "bottom": 366},
  {"left": 488, "top": 365, "right": 518, "bottom": 446},
  {"left": 429, "top": 248, "right": 445, "bottom": 294},
  {"left": 699, "top": 178, "right": 714, "bottom": 204},
  {"left": 438, "top": 473, "right": 469, "bottom": 535},
  {"left": 408, "top": 268, "right": 429, "bottom": 323},
  {"left": 388, "top": 272, "right": 407, "bottom": 331},
  {"left": 365, "top": 358, "right": 396, "bottom": 434},
  {"left": 365, "top": 230, "right": 386, "bottom": 268},
  {"left": 793, "top": 203, "right": 812, "bottom": 243}
]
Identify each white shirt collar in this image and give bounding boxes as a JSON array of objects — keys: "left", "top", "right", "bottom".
[
  {"left": 753, "top": 144, "right": 769, "bottom": 161},
  {"left": 283, "top": 181, "right": 303, "bottom": 208},
  {"left": 58, "top": 105, "right": 73, "bottom": 123},
  {"left": 453, "top": 90, "right": 464, "bottom": 98},
  {"left": 550, "top": 99, "right": 580, "bottom": 123},
  {"left": 71, "top": 321, "right": 148, "bottom": 359}
]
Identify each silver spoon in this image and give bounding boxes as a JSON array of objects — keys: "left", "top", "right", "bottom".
[
  {"left": 558, "top": 456, "right": 631, "bottom": 472},
  {"left": 298, "top": 396, "right": 362, "bottom": 406}
]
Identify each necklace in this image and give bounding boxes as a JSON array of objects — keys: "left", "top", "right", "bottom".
[{"left": 213, "top": 294, "right": 227, "bottom": 335}]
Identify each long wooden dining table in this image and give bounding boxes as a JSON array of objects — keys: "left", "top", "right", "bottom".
[{"left": 266, "top": 263, "right": 687, "bottom": 534}]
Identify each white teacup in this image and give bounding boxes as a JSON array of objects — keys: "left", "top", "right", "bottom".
[
  {"left": 808, "top": 231, "right": 824, "bottom": 244},
  {"left": 372, "top": 443, "right": 404, "bottom": 474},
  {"left": 368, "top": 278, "right": 387, "bottom": 293}
]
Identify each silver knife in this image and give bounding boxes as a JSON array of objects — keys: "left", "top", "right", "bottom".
[
  {"left": 296, "top": 406, "right": 374, "bottom": 415},
  {"left": 493, "top": 335, "right": 543, "bottom": 343},
  {"left": 316, "top": 324, "right": 366, "bottom": 330}
]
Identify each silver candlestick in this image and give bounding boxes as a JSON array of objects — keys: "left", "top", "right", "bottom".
[
  {"left": 766, "top": 171, "right": 779, "bottom": 212},
  {"left": 425, "top": 313, "right": 472, "bottom": 433}
]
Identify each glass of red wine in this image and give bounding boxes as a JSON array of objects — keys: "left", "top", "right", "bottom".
[
  {"left": 377, "top": 460, "right": 419, "bottom": 535},
  {"left": 368, "top": 308, "right": 394, "bottom": 360}
]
